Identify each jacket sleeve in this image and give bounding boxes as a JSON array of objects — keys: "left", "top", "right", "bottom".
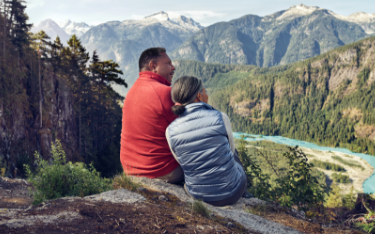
[{"left": 221, "top": 112, "right": 236, "bottom": 154}]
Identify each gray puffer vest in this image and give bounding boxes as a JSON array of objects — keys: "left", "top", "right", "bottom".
[{"left": 166, "top": 102, "right": 246, "bottom": 202}]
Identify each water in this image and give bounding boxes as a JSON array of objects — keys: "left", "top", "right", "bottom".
[{"left": 233, "top": 132, "right": 375, "bottom": 194}]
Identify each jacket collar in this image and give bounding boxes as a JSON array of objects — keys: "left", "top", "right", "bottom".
[
  {"left": 183, "top": 102, "right": 214, "bottom": 115},
  {"left": 138, "top": 71, "right": 171, "bottom": 86}
]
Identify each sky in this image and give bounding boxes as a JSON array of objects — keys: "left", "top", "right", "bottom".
[{"left": 26, "top": 0, "right": 375, "bottom": 26}]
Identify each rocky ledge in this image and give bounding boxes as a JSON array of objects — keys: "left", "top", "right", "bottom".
[{"left": 0, "top": 177, "right": 363, "bottom": 233}]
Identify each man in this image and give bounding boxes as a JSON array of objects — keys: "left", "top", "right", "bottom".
[{"left": 120, "top": 47, "right": 183, "bottom": 184}]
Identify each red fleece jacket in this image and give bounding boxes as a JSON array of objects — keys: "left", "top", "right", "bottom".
[{"left": 120, "top": 71, "right": 179, "bottom": 178}]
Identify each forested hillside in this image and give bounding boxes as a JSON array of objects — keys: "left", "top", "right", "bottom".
[
  {"left": 0, "top": 0, "right": 126, "bottom": 177},
  {"left": 175, "top": 36, "right": 375, "bottom": 155}
]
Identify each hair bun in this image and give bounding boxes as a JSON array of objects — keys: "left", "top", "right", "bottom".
[{"left": 172, "top": 105, "right": 186, "bottom": 115}]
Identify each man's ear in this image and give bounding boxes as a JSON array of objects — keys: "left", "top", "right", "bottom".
[{"left": 149, "top": 59, "right": 157, "bottom": 72}]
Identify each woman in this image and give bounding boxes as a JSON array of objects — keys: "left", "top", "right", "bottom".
[{"left": 166, "top": 76, "right": 248, "bottom": 206}]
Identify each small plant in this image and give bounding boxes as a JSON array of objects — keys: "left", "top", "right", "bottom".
[
  {"left": 0, "top": 159, "right": 6, "bottom": 177},
  {"left": 113, "top": 173, "right": 140, "bottom": 191},
  {"left": 351, "top": 200, "right": 375, "bottom": 233},
  {"left": 192, "top": 200, "right": 211, "bottom": 218},
  {"left": 25, "top": 140, "right": 113, "bottom": 205}
]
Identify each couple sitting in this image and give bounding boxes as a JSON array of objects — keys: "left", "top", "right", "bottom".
[{"left": 120, "top": 47, "right": 248, "bottom": 206}]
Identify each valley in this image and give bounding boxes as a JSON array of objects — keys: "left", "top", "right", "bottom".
[{"left": 234, "top": 133, "right": 375, "bottom": 194}]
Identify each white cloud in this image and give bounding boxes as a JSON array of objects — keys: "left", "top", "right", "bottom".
[
  {"left": 166, "top": 10, "right": 226, "bottom": 21},
  {"left": 26, "top": 0, "right": 45, "bottom": 9}
]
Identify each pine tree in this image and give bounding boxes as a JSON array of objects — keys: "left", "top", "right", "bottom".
[{"left": 31, "top": 30, "right": 50, "bottom": 128}]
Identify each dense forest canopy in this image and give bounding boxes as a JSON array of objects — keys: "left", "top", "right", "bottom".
[{"left": 0, "top": 0, "right": 127, "bottom": 177}]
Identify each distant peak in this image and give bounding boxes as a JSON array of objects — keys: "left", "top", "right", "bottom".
[{"left": 144, "top": 11, "right": 169, "bottom": 21}]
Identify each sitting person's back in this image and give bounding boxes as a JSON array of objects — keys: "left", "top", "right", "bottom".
[
  {"left": 120, "top": 47, "right": 183, "bottom": 183},
  {"left": 166, "top": 76, "right": 247, "bottom": 206}
]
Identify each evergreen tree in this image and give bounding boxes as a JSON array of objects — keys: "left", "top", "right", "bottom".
[{"left": 31, "top": 30, "right": 50, "bottom": 128}]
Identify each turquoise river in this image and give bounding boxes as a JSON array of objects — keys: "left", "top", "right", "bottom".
[{"left": 233, "top": 132, "right": 375, "bottom": 194}]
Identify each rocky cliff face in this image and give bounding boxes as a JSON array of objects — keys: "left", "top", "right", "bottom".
[{"left": 0, "top": 67, "right": 79, "bottom": 177}]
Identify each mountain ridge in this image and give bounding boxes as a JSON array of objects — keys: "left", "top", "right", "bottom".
[{"left": 171, "top": 5, "right": 373, "bottom": 69}]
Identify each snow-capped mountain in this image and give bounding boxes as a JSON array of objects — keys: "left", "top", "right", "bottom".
[
  {"left": 274, "top": 4, "right": 375, "bottom": 34},
  {"left": 31, "top": 19, "right": 71, "bottom": 44},
  {"left": 57, "top": 20, "right": 92, "bottom": 37}
]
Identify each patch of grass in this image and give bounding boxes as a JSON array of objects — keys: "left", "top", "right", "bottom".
[
  {"left": 192, "top": 200, "right": 211, "bottom": 218},
  {"left": 246, "top": 204, "right": 277, "bottom": 217},
  {"left": 113, "top": 173, "right": 140, "bottom": 191},
  {"left": 25, "top": 140, "right": 113, "bottom": 205},
  {"left": 332, "top": 156, "right": 365, "bottom": 171},
  {"left": 310, "top": 159, "right": 346, "bottom": 172}
]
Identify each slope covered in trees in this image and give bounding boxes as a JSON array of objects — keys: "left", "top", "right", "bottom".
[
  {"left": 0, "top": 0, "right": 126, "bottom": 177},
  {"left": 175, "top": 36, "right": 375, "bottom": 156}
]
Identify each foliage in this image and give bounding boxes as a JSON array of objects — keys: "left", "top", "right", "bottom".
[
  {"left": 332, "top": 172, "right": 351, "bottom": 184},
  {"left": 25, "top": 140, "right": 113, "bottom": 205},
  {"left": 352, "top": 200, "right": 375, "bottom": 233},
  {"left": 343, "top": 185, "right": 357, "bottom": 210},
  {"left": 310, "top": 159, "right": 346, "bottom": 172},
  {"left": 325, "top": 184, "right": 344, "bottom": 208},
  {"left": 238, "top": 137, "right": 326, "bottom": 210}
]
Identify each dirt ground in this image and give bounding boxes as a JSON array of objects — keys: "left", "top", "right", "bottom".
[{"left": 0, "top": 177, "right": 367, "bottom": 234}]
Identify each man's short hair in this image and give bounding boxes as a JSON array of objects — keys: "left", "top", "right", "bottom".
[{"left": 139, "top": 47, "right": 166, "bottom": 71}]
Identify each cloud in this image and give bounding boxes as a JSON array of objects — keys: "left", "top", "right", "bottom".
[
  {"left": 27, "top": 0, "right": 45, "bottom": 9},
  {"left": 166, "top": 11, "right": 226, "bottom": 21}
]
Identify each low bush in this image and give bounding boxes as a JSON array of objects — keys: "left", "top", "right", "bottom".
[{"left": 25, "top": 140, "right": 113, "bottom": 205}]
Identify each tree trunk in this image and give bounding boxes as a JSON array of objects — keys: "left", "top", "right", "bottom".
[
  {"left": 3, "top": 0, "right": 6, "bottom": 59},
  {"left": 38, "top": 55, "right": 42, "bottom": 127}
]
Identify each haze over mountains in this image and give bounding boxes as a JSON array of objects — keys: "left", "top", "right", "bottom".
[{"left": 32, "top": 4, "right": 375, "bottom": 95}]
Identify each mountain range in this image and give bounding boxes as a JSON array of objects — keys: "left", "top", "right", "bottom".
[
  {"left": 172, "top": 4, "right": 375, "bottom": 67},
  {"left": 32, "top": 5, "right": 375, "bottom": 96}
]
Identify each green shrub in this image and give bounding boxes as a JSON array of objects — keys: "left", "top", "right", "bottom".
[
  {"left": 310, "top": 159, "right": 346, "bottom": 172},
  {"left": 25, "top": 140, "right": 113, "bottom": 205},
  {"left": 325, "top": 184, "right": 344, "bottom": 208},
  {"left": 238, "top": 137, "right": 326, "bottom": 211}
]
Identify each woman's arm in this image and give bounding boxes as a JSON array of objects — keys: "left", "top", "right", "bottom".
[{"left": 221, "top": 112, "right": 236, "bottom": 154}]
